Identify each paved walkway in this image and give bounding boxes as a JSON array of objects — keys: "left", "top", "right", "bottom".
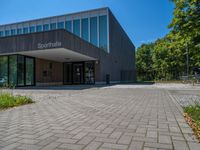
[{"left": 0, "top": 85, "right": 199, "bottom": 150}]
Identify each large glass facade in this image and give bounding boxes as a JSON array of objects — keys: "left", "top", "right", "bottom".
[
  {"left": 90, "top": 17, "right": 98, "bottom": 46},
  {"left": 81, "top": 18, "right": 89, "bottom": 41},
  {"left": 17, "top": 55, "right": 25, "bottom": 86},
  {"left": 5, "top": 30, "right": 10, "bottom": 36},
  {"left": 0, "top": 55, "right": 35, "bottom": 86},
  {"left": 9, "top": 55, "right": 17, "bottom": 85},
  {"left": 25, "top": 57, "right": 34, "bottom": 86},
  {"left": 29, "top": 26, "right": 35, "bottom": 33},
  {"left": 57, "top": 22, "right": 64, "bottom": 29},
  {"left": 36, "top": 25, "right": 42, "bottom": 32},
  {"left": 65, "top": 21, "right": 72, "bottom": 32},
  {"left": 23, "top": 27, "right": 29, "bottom": 34},
  {"left": 0, "top": 31, "right": 3, "bottom": 37},
  {"left": 73, "top": 19, "right": 80, "bottom": 37},
  {"left": 99, "top": 15, "right": 108, "bottom": 51},
  {"left": 1, "top": 14, "right": 109, "bottom": 52},
  {"left": 0, "top": 56, "right": 8, "bottom": 86},
  {"left": 85, "top": 62, "right": 95, "bottom": 84},
  {"left": 50, "top": 23, "right": 56, "bottom": 30},
  {"left": 17, "top": 28, "right": 22, "bottom": 35},
  {"left": 43, "top": 24, "right": 49, "bottom": 31},
  {"left": 11, "top": 29, "right": 16, "bottom": 35}
]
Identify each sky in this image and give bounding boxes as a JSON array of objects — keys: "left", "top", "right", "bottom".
[{"left": 0, "top": 0, "right": 174, "bottom": 48}]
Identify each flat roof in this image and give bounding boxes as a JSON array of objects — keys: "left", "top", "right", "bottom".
[{"left": 0, "top": 7, "right": 109, "bottom": 27}]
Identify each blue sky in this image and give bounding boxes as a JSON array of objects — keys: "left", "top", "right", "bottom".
[{"left": 0, "top": 0, "right": 174, "bottom": 48}]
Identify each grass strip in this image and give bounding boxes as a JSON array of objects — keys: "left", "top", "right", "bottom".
[{"left": 0, "top": 93, "right": 33, "bottom": 110}]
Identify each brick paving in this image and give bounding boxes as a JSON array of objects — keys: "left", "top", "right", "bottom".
[
  {"left": 0, "top": 85, "right": 199, "bottom": 150},
  {"left": 169, "top": 90, "right": 200, "bottom": 107}
]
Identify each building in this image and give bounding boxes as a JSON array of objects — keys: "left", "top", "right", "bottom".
[{"left": 0, "top": 7, "right": 136, "bottom": 87}]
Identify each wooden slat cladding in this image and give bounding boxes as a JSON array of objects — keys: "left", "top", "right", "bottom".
[{"left": 35, "top": 58, "right": 63, "bottom": 86}]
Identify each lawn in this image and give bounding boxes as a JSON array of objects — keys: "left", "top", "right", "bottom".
[
  {"left": 0, "top": 93, "right": 33, "bottom": 110},
  {"left": 184, "top": 105, "right": 200, "bottom": 141}
]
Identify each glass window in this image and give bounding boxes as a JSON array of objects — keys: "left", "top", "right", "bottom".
[
  {"left": 99, "top": 15, "right": 108, "bottom": 51},
  {"left": 0, "top": 31, "right": 4, "bottom": 37},
  {"left": 81, "top": 18, "right": 89, "bottom": 41},
  {"left": 65, "top": 21, "right": 72, "bottom": 32},
  {"left": 43, "top": 24, "right": 49, "bottom": 31},
  {"left": 17, "top": 28, "right": 22, "bottom": 35},
  {"left": 0, "top": 56, "right": 8, "bottom": 86},
  {"left": 23, "top": 27, "right": 29, "bottom": 34},
  {"left": 85, "top": 62, "right": 95, "bottom": 84},
  {"left": 5, "top": 30, "right": 10, "bottom": 36},
  {"left": 50, "top": 23, "right": 56, "bottom": 30},
  {"left": 73, "top": 19, "right": 80, "bottom": 37},
  {"left": 17, "top": 55, "right": 24, "bottom": 86},
  {"left": 25, "top": 57, "right": 34, "bottom": 86},
  {"left": 9, "top": 55, "right": 17, "bottom": 85},
  {"left": 90, "top": 17, "right": 98, "bottom": 46},
  {"left": 11, "top": 29, "right": 16, "bottom": 35},
  {"left": 29, "top": 26, "right": 35, "bottom": 33},
  {"left": 36, "top": 25, "right": 42, "bottom": 32},
  {"left": 57, "top": 22, "right": 64, "bottom": 29}
]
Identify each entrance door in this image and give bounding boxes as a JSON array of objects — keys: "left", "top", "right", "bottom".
[
  {"left": 73, "top": 63, "right": 84, "bottom": 84},
  {"left": 63, "top": 63, "right": 72, "bottom": 84}
]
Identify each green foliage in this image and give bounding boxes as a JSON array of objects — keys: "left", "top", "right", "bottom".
[
  {"left": 0, "top": 83, "right": 16, "bottom": 89},
  {"left": 0, "top": 93, "right": 33, "bottom": 109},
  {"left": 184, "top": 105, "right": 200, "bottom": 127},
  {"left": 136, "top": 43, "right": 154, "bottom": 80},
  {"left": 136, "top": 0, "right": 200, "bottom": 81}
]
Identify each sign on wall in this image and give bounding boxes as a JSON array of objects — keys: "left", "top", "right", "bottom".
[{"left": 37, "top": 41, "right": 62, "bottom": 49}]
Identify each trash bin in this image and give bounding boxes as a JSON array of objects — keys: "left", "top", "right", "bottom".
[{"left": 106, "top": 74, "right": 110, "bottom": 84}]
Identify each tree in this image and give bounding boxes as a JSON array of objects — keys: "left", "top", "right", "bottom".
[
  {"left": 136, "top": 43, "right": 154, "bottom": 81},
  {"left": 169, "top": 0, "right": 200, "bottom": 70}
]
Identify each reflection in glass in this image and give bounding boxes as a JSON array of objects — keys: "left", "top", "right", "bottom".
[
  {"left": 73, "top": 19, "right": 80, "bottom": 37},
  {"left": 17, "top": 55, "right": 25, "bottom": 86},
  {"left": 17, "top": 28, "right": 22, "bottom": 35},
  {"left": 65, "top": 21, "right": 72, "bottom": 32},
  {"left": 9, "top": 55, "right": 17, "bottom": 85},
  {"left": 26, "top": 57, "right": 34, "bottom": 86},
  {"left": 57, "top": 22, "right": 64, "bottom": 29},
  {"left": 11, "top": 29, "right": 16, "bottom": 35},
  {"left": 43, "top": 24, "right": 49, "bottom": 31},
  {"left": 29, "top": 26, "right": 35, "bottom": 33},
  {"left": 50, "top": 23, "right": 57, "bottom": 30},
  {"left": 23, "top": 27, "right": 29, "bottom": 34},
  {"left": 0, "top": 31, "right": 3, "bottom": 37},
  {"left": 90, "top": 17, "right": 98, "bottom": 46},
  {"left": 36, "top": 25, "right": 42, "bottom": 32},
  {"left": 0, "top": 56, "right": 8, "bottom": 85},
  {"left": 5, "top": 30, "right": 10, "bottom": 36},
  {"left": 81, "top": 18, "right": 89, "bottom": 41},
  {"left": 99, "top": 15, "right": 108, "bottom": 51},
  {"left": 85, "top": 62, "right": 95, "bottom": 84}
]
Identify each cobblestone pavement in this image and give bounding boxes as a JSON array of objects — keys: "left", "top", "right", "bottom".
[
  {"left": 0, "top": 84, "right": 200, "bottom": 150},
  {"left": 169, "top": 90, "right": 200, "bottom": 107}
]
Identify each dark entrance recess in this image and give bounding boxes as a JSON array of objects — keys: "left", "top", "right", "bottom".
[
  {"left": 63, "top": 61, "right": 95, "bottom": 85},
  {"left": 73, "top": 63, "right": 84, "bottom": 84}
]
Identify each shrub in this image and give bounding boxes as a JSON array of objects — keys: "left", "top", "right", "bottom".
[{"left": 0, "top": 93, "right": 33, "bottom": 109}]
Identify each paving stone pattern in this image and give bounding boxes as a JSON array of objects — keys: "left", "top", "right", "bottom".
[{"left": 0, "top": 86, "right": 199, "bottom": 150}]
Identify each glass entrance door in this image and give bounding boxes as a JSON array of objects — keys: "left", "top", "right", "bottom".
[
  {"left": 73, "top": 63, "right": 84, "bottom": 84},
  {"left": 63, "top": 63, "right": 72, "bottom": 84}
]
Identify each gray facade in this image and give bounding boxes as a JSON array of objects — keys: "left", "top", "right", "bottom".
[{"left": 0, "top": 7, "right": 135, "bottom": 86}]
